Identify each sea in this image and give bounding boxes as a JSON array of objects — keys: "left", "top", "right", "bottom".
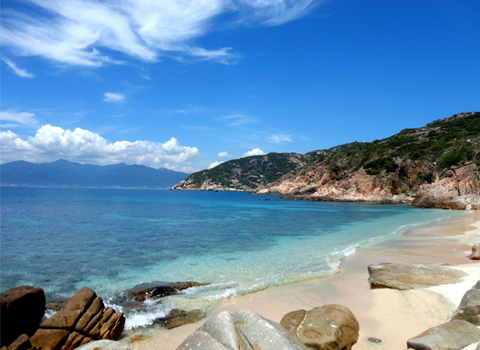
[{"left": 0, "top": 186, "right": 467, "bottom": 330}]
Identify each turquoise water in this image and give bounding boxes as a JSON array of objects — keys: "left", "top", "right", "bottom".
[{"left": 0, "top": 187, "right": 465, "bottom": 329}]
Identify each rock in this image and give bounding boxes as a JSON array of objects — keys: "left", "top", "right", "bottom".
[
  {"left": 468, "top": 244, "right": 480, "bottom": 260},
  {"left": 126, "top": 281, "right": 207, "bottom": 301},
  {"left": 367, "top": 263, "right": 467, "bottom": 290},
  {"left": 412, "top": 195, "right": 467, "bottom": 210},
  {"left": 451, "top": 280, "right": 480, "bottom": 325},
  {"left": 407, "top": 319, "right": 480, "bottom": 350},
  {"left": 4, "top": 334, "right": 31, "bottom": 350},
  {"left": 177, "top": 309, "right": 309, "bottom": 350},
  {"left": 0, "top": 285, "right": 46, "bottom": 346},
  {"left": 280, "top": 305, "right": 359, "bottom": 350},
  {"left": 31, "top": 287, "right": 125, "bottom": 350},
  {"left": 30, "top": 329, "right": 70, "bottom": 350},
  {"left": 154, "top": 309, "right": 205, "bottom": 329},
  {"left": 75, "top": 340, "right": 132, "bottom": 350}
]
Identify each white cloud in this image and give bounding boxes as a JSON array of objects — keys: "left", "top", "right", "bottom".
[
  {"left": 1, "top": 57, "right": 34, "bottom": 78},
  {"left": 0, "top": 124, "right": 200, "bottom": 169},
  {"left": 268, "top": 133, "right": 292, "bottom": 143},
  {"left": 0, "top": 110, "right": 38, "bottom": 128},
  {"left": 208, "top": 161, "right": 223, "bottom": 169},
  {"left": 218, "top": 151, "right": 234, "bottom": 158},
  {"left": 103, "top": 92, "right": 126, "bottom": 102},
  {"left": 242, "top": 148, "right": 265, "bottom": 157},
  {"left": 0, "top": 0, "right": 318, "bottom": 67}
]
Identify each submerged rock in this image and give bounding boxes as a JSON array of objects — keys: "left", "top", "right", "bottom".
[
  {"left": 177, "top": 309, "right": 308, "bottom": 350},
  {"left": 0, "top": 285, "right": 46, "bottom": 347},
  {"left": 407, "top": 320, "right": 480, "bottom": 350},
  {"left": 280, "top": 305, "right": 359, "bottom": 350},
  {"left": 367, "top": 263, "right": 467, "bottom": 290},
  {"left": 126, "top": 281, "right": 208, "bottom": 302},
  {"left": 154, "top": 308, "right": 205, "bottom": 329}
]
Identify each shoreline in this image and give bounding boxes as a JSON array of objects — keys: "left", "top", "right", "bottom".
[{"left": 125, "top": 210, "right": 480, "bottom": 350}]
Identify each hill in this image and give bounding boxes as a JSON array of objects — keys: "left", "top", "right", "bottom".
[
  {"left": 175, "top": 112, "right": 480, "bottom": 209},
  {"left": 173, "top": 142, "right": 365, "bottom": 191},
  {"left": 0, "top": 159, "right": 189, "bottom": 189}
]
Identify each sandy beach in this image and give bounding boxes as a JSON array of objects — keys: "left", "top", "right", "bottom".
[{"left": 126, "top": 210, "right": 480, "bottom": 350}]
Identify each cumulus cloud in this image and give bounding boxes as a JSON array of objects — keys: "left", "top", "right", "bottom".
[
  {"left": 0, "top": 124, "right": 200, "bottom": 169},
  {"left": 208, "top": 161, "right": 223, "bottom": 169},
  {"left": 268, "top": 133, "right": 292, "bottom": 143},
  {"left": 103, "top": 92, "right": 126, "bottom": 102},
  {"left": 0, "top": 0, "right": 318, "bottom": 67},
  {"left": 218, "top": 151, "right": 234, "bottom": 158},
  {"left": 242, "top": 148, "right": 265, "bottom": 157},
  {"left": 0, "top": 110, "right": 38, "bottom": 128},
  {"left": 1, "top": 57, "right": 34, "bottom": 78}
]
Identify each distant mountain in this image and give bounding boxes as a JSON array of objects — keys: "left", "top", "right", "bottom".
[{"left": 0, "top": 159, "right": 189, "bottom": 189}]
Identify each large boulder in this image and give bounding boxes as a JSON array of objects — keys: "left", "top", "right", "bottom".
[
  {"left": 451, "top": 280, "right": 480, "bottom": 325},
  {"left": 280, "top": 305, "right": 359, "bottom": 350},
  {"left": 126, "top": 281, "right": 208, "bottom": 302},
  {"left": 0, "top": 285, "right": 46, "bottom": 346},
  {"left": 368, "top": 263, "right": 467, "bottom": 290},
  {"left": 177, "top": 309, "right": 308, "bottom": 350},
  {"left": 407, "top": 319, "right": 480, "bottom": 350},
  {"left": 30, "top": 287, "right": 125, "bottom": 350}
]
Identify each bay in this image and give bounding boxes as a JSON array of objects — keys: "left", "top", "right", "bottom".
[{"left": 0, "top": 186, "right": 465, "bottom": 329}]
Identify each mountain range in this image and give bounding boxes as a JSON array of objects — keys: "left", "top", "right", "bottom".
[{"left": 0, "top": 159, "right": 188, "bottom": 189}]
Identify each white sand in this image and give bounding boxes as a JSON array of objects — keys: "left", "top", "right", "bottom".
[{"left": 126, "top": 211, "right": 480, "bottom": 350}]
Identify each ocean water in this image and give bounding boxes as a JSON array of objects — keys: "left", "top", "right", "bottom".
[{"left": 0, "top": 187, "right": 466, "bottom": 329}]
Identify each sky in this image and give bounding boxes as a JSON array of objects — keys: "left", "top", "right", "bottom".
[{"left": 1, "top": 0, "right": 479, "bottom": 173}]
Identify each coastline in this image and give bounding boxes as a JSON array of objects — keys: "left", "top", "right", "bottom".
[{"left": 125, "top": 210, "right": 480, "bottom": 350}]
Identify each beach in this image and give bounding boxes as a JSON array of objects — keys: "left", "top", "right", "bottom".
[{"left": 125, "top": 210, "right": 480, "bottom": 350}]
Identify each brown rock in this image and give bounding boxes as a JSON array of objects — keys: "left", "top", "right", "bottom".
[
  {"left": 467, "top": 244, "right": 480, "bottom": 260},
  {"left": 41, "top": 287, "right": 97, "bottom": 330},
  {"left": 75, "top": 297, "right": 104, "bottom": 333},
  {"left": 126, "top": 281, "right": 208, "bottom": 301},
  {"left": 30, "top": 328, "right": 70, "bottom": 350},
  {"left": 368, "top": 263, "right": 467, "bottom": 290},
  {"left": 61, "top": 331, "right": 85, "bottom": 350},
  {"left": 280, "top": 305, "right": 359, "bottom": 350},
  {"left": 5, "top": 334, "right": 31, "bottom": 350},
  {"left": 0, "top": 285, "right": 46, "bottom": 346}
]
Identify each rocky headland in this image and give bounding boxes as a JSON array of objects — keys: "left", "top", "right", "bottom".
[{"left": 173, "top": 112, "right": 480, "bottom": 210}]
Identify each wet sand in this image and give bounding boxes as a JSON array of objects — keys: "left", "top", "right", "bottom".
[{"left": 127, "top": 210, "right": 480, "bottom": 350}]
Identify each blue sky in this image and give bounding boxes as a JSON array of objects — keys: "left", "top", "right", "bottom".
[{"left": 1, "top": 0, "right": 479, "bottom": 172}]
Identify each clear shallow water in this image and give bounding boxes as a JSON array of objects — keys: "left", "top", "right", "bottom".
[{"left": 0, "top": 187, "right": 465, "bottom": 329}]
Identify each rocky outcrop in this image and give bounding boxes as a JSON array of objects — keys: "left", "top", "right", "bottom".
[
  {"left": 367, "top": 263, "right": 467, "bottom": 290},
  {"left": 177, "top": 309, "right": 309, "bottom": 350},
  {"left": 413, "top": 163, "right": 480, "bottom": 209},
  {"left": 126, "top": 281, "right": 208, "bottom": 302},
  {"left": 0, "top": 285, "right": 46, "bottom": 347},
  {"left": 280, "top": 305, "right": 359, "bottom": 350},
  {"left": 407, "top": 320, "right": 480, "bottom": 350},
  {"left": 451, "top": 281, "right": 480, "bottom": 325}
]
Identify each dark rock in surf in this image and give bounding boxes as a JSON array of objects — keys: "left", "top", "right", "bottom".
[
  {"left": 126, "top": 281, "right": 208, "bottom": 301},
  {"left": 0, "top": 285, "right": 46, "bottom": 346}
]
